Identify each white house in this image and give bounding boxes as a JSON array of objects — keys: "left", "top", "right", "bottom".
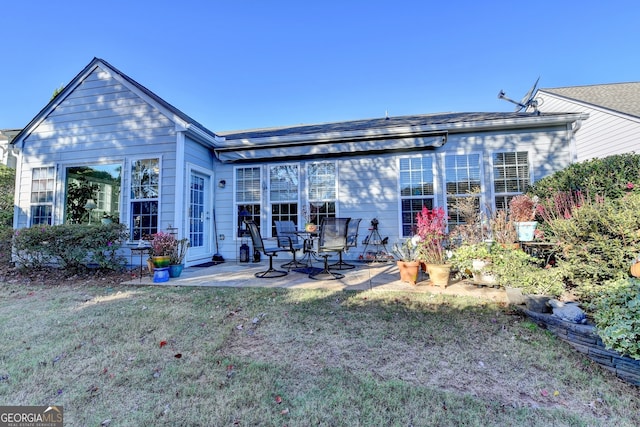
[
  {"left": 531, "top": 82, "right": 640, "bottom": 161},
  {"left": 10, "top": 58, "right": 587, "bottom": 265}
]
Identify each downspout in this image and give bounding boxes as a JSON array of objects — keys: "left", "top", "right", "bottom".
[
  {"left": 12, "top": 145, "right": 22, "bottom": 229},
  {"left": 175, "top": 130, "right": 186, "bottom": 240},
  {"left": 568, "top": 116, "right": 586, "bottom": 163}
]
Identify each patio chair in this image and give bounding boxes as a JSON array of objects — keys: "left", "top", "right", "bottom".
[
  {"left": 329, "top": 218, "right": 361, "bottom": 270},
  {"left": 275, "top": 220, "right": 306, "bottom": 270},
  {"left": 310, "top": 217, "right": 351, "bottom": 280},
  {"left": 244, "top": 220, "right": 288, "bottom": 278}
]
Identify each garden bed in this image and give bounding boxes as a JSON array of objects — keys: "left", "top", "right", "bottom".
[{"left": 521, "top": 308, "right": 640, "bottom": 386}]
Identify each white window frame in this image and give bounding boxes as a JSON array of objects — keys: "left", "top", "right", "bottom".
[
  {"left": 29, "top": 165, "right": 56, "bottom": 226},
  {"left": 491, "top": 151, "right": 532, "bottom": 211},
  {"left": 398, "top": 154, "right": 437, "bottom": 238},
  {"left": 234, "top": 165, "right": 262, "bottom": 239},
  {"left": 129, "top": 156, "right": 161, "bottom": 241},
  {"left": 306, "top": 160, "right": 338, "bottom": 226},
  {"left": 442, "top": 152, "right": 484, "bottom": 226},
  {"left": 268, "top": 163, "right": 300, "bottom": 238}
]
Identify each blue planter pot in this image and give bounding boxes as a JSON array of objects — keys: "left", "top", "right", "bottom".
[
  {"left": 516, "top": 221, "right": 538, "bottom": 242},
  {"left": 153, "top": 267, "right": 170, "bottom": 283},
  {"left": 168, "top": 264, "right": 184, "bottom": 278}
]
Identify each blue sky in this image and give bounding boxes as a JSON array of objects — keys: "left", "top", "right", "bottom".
[{"left": 2, "top": 1, "right": 639, "bottom": 132}]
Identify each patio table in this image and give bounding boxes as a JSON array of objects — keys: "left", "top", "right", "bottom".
[{"left": 293, "top": 230, "right": 320, "bottom": 273}]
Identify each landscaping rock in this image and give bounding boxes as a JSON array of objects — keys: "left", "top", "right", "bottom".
[{"left": 548, "top": 299, "right": 587, "bottom": 324}]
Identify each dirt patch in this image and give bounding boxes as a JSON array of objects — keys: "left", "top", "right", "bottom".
[{"left": 0, "top": 263, "right": 136, "bottom": 288}]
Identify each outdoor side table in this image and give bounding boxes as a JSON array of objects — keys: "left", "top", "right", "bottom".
[{"left": 130, "top": 244, "right": 150, "bottom": 283}]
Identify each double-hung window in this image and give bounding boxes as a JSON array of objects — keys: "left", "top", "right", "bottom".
[
  {"left": 130, "top": 158, "right": 159, "bottom": 240},
  {"left": 307, "top": 161, "right": 336, "bottom": 225},
  {"left": 236, "top": 166, "right": 261, "bottom": 237},
  {"left": 269, "top": 164, "right": 299, "bottom": 236},
  {"left": 493, "top": 152, "right": 530, "bottom": 210},
  {"left": 30, "top": 166, "right": 55, "bottom": 225},
  {"left": 445, "top": 154, "right": 481, "bottom": 226},
  {"left": 399, "top": 156, "right": 435, "bottom": 237}
]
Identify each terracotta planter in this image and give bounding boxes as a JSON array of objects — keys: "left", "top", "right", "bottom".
[
  {"left": 426, "top": 263, "right": 451, "bottom": 287},
  {"left": 397, "top": 260, "right": 420, "bottom": 285}
]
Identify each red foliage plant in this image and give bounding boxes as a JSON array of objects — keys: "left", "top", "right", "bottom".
[{"left": 415, "top": 206, "right": 449, "bottom": 264}]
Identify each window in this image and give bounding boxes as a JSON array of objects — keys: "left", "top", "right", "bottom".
[
  {"left": 65, "top": 164, "right": 121, "bottom": 224},
  {"left": 493, "top": 152, "right": 530, "bottom": 210},
  {"left": 308, "top": 162, "right": 336, "bottom": 225},
  {"left": 399, "top": 156, "right": 435, "bottom": 237},
  {"left": 269, "top": 164, "right": 298, "bottom": 236},
  {"left": 236, "top": 166, "right": 261, "bottom": 237},
  {"left": 30, "top": 167, "right": 55, "bottom": 225},
  {"left": 445, "top": 154, "right": 481, "bottom": 225},
  {"left": 130, "top": 159, "right": 159, "bottom": 240}
]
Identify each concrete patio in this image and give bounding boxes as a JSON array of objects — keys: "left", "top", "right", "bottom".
[{"left": 122, "top": 260, "right": 507, "bottom": 303}]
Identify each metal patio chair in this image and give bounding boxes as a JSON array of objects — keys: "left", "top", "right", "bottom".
[
  {"left": 329, "top": 217, "right": 361, "bottom": 270},
  {"left": 275, "top": 220, "right": 306, "bottom": 270},
  {"left": 244, "top": 220, "right": 288, "bottom": 278},
  {"left": 309, "top": 217, "right": 351, "bottom": 280}
]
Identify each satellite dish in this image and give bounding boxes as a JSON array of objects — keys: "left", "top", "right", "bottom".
[{"left": 498, "top": 77, "right": 540, "bottom": 113}]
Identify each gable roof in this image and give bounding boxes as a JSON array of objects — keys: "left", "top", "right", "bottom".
[
  {"left": 539, "top": 82, "right": 640, "bottom": 119},
  {"left": 12, "top": 57, "right": 221, "bottom": 148}
]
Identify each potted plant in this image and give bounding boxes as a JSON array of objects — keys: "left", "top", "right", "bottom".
[
  {"left": 509, "top": 194, "right": 539, "bottom": 241},
  {"left": 451, "top": 242, "right": 497, "bottom": 285},
  {"left": 150, "top": 231, "right": 176, "bottom": 268},
  {"left": 415, "top": 206, "right": 451, "bottom": 287},
  {"left": 169, "top": 238, "right": 189, "bottom": 278},
  {"left": 392, "top": 236, "right": 422, "bottom": 285}
]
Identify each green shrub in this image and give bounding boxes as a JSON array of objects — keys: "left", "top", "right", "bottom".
[
  {"left": 543, "top": 193, "right": 640, "bottom": 300},
  {"left": 0, "top": 164, "right": 15, "bottom": 228},
  {"left": 0, "top": 227, "right": 13, "bottom": 266},
  {"left": 490, "top": 247, "right": 565, "bottom": 296},
  {"left": 13, "top": 223, "right": 129, "bottom": 273},
  {"left": 593, "top": 278, "right": 640, "bottom": 360},
  {"left": 530, "top": 153, "right": 640, "bottom": 201}
]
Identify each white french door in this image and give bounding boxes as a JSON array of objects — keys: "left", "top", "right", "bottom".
[{"left": 189, "top": 170, "right": 212, "bottom": 259}]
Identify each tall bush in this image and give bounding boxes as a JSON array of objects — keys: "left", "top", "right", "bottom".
[
  {"left": 0, "top": 164, "right": 15, "bottom": 228},
  {"left": 13, "top": 223, "right": 129, "bottom": 272},
  {"left": 529, "top": 153, "right": 640, "bottom": 201},
  {"left": 544, "top": 193, "right": 640, "bottom": 300}
]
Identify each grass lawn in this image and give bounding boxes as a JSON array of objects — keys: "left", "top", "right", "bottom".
[{"left": 0, "top": 282, "right": 638, "bottom": 426}]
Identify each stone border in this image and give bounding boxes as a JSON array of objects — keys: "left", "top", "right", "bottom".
[{"left": 521, "top": 308, "right": 640, "bottom": 386}]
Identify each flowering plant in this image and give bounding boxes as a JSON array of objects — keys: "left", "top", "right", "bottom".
[
  {"left": 151, "top": 231, "right": 177, "bottom": 257},
  {"left": 392, "top": 235, "right": 422, "bottom": 262},
  {"left": 415, "top": 206, "right": 449, "bottom": 264},
  {"left": 509, "top": 194, "right": 539, "bottom": 222}
]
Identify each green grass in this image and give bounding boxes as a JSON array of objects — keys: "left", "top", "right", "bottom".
[{"left": 0, "top": 283, "right": 638, "bottom": 426}]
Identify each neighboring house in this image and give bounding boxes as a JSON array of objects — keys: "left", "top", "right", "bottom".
[
  {"left": 531, "top": 82, "right": 640, "bottom": 161},
  {"left": 0, "top": 129, "right": 20, "bottom": 168},
  {"left": 11, "top": 58, "right": 587, "bottom": 265}
]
